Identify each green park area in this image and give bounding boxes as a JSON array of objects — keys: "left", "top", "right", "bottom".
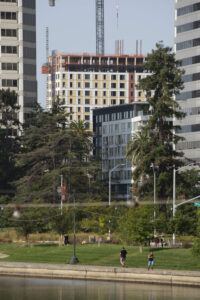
[{"left": 0, "top": 241, "right": 200, "bottom": 271}]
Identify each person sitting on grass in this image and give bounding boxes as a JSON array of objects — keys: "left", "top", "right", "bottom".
[
  {"left": 120, "top": 247, "right": 127, "bottom": 267},
  {"left": 148, "top": 251, "right": 154, "bottom": 270}
]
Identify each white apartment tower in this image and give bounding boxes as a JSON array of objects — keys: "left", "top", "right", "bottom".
[
  {"left": 174, "top": 0, "right": 200, "bottom": 161},
  {"left": 0, "top": 0, "right": 37, "bottom": 123}
]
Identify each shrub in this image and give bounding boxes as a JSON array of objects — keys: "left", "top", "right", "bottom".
[{"left": 192, "top": 238, "right": 200, "bottom": 256}]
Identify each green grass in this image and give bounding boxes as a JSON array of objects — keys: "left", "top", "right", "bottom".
[{"left": 0, "top": 243, "right": 199, "bottom": 271}]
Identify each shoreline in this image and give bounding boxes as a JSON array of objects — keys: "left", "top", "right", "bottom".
[{"left": 0, "top": 262, "right": 200, "bottom": 287}]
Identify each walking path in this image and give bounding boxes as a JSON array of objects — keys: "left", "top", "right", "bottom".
[{"left": 0, "top": 262, "right": 200, "bottom": 287}]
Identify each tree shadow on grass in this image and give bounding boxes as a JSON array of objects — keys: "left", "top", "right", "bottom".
[
  {"left": 148, "top": 247, "right": 174, "bottom": 252},
  {"left": 33, "top": 243, "right": 58, "bottom": 247}
]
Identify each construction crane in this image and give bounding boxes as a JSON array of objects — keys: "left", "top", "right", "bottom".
[{"left": 48, "top": 0, "right": 105, "bottom": 55}]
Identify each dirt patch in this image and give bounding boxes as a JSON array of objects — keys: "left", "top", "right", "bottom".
[{"left": 0, "top": 253, "right": 9, "bottom": 259}]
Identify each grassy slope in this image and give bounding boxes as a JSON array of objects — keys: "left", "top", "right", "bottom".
[{"left": 0, "top": 243, "right": 199, "bottom": 271}]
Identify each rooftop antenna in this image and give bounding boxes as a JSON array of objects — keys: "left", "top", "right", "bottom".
[
  {"left": 96, "top": 0, "right": 104, "bottom": 55},
  {"left": 49, "top": 0, "right": 55, "bottom": 6}
]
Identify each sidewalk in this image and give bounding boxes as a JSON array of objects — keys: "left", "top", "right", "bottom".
[{"left": 0, "top": 262, "right": 200, "bottom": 287}]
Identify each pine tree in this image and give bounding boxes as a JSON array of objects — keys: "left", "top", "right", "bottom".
[
  {"left": 126, "top": 42, "right": 185, "bottom": 202},
  {"left": 0, "top": 89, "right": 21, "bottom": 197}
]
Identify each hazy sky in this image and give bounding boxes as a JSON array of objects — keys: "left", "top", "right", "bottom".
[{"left": 36, "top": 0, "right": 175, "bottom": 107}]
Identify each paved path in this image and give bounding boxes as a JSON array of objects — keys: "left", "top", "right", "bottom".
[{"left": 0, "top": 262, "right": 200, "bottom": 287}]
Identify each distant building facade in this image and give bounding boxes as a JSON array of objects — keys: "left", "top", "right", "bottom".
[
  {"left": 0, "top": 0, "right": 37, "bottom": 123},
  {"left": 93, "top": 102, "right": 150, "bottom": 200},
  {"left": 174, "top": 0, "right": 200, "bottom": 161},
  {"left": 43, "top": 51, "right": 150, "bottom": 130}
]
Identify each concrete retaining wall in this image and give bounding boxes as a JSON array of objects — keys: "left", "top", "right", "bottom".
[{"left": 0, "top": 262, "right": 200, "bottom": 287}]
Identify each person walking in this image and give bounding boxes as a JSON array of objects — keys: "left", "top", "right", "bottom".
[
  {"left": 148, "top": 251, "right": 154, "bottom": 270},
  {"left": 120, "top": 247, "right": 127, "bottom": 267}
]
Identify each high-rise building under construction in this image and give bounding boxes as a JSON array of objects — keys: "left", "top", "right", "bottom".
[
  {"left": 43, "top": 51, "right": 150, "bottom": 130},
  {"left": 0, "top": 0, "right": 37, "bottom": 123},
  {"left": 174, "top": 0, "right": 200, "bottom": 161}
]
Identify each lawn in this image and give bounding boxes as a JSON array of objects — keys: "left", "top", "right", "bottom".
[{"left": 0, "top": 243, "right": 199, "bottom": 271}]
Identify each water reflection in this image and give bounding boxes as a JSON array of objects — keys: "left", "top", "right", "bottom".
[{"left": 0, "top": 276, "right": 199, "bottom": 300}]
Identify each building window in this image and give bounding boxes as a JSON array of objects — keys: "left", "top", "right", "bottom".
[
  {"left": 70, "top": 91, "right": 72, "bottom": 96},
  {"left": 103, "top": 99, "right": 106, "bottom": 104},
  {"left": 70, "top": 115, "right": 72, "bottom": 120},
  {"left": 131, "top": 83, "right": 133, "bottom": 88},
  {"left": 1, "top": 29, "right": 17, "bottom": 37},
  {"left": 70, "top": 74, "right": 73, "bottom": 79},
  {"left": 95, "top": 74, "right": 98, "bottom": 80},
  {"left": 62, "top": 90, "right": 65, "bottom": 96},
  {"left": 85, "top": 99, "right": 90, "bottom": 104},
  {"left": 78, "top": 82, "right": 81, "bottom": 88},
  {"left": 1, "top": 11, "right": 17, "bottom": 20},
  {"left": 131, "top": 75, "right": 133, "bottom": 80},
  {"left": 111, "top": 91, "right": 116, "bottom": 96},
  {"left": 78, "top": 107, "right": 81, "bottom": 112},
  {"left": 95, "top": 99, "right": 98, "bottom": 104},
  {"left": 78, "top": 74, "right": 81, "bottom": 79},
  {"left": 70, "top": 98, "right": 72, "bottom": 104},
  {"left": 103, "top": 91, "right": 106, "bottom": 96},
  {"left": 62, "top": 74, "right": 65, "bottom": 79},
  {"left": 95, "top": 83, "right": 98, "bottom": 88},
  {"left": 85, "top": 82, "right": 90, "bottom": 88},
  {"left": 78, "top": 91, "right": 81, "bottom": 96},
  {"left": 85, "top": 91, "right": 90, "bottom": 96},
  {"left": 120, "top": 83, "right": 124, "bottom": 88},
  {"left": 131, "top": 92, "right": 133, "bottom": 97},
  {"left": 70, "top": 82, "right": 73, "bottom": 88},
  {"left": 85, "top": 107, "right": 90, "bottom": 112},
  {"left": 120, "top": 99, "right": 124, "bottom": 104},
  {"left": 120, "top": 91, "right": 124, "bottom": 97},
  {"left": 95, "top": 91, "right": 98, "bottom": 96},
  {"left": 111, "top": 75, "right": 116, "bottom": 80},
  {"left": 138, "top": 91, "right": 141, "bottom": 97},
  {"left": 120, "top": 75, "right": 125, "bottom": 80},
  {"left": 103, "top": 83, "right": 106, "bottom": 88},
  {"left": 103, "top": 75, "right": 106, "bottom": 80},
  {"left": 1, "top": 62, "right": 17, "bottom": 70},
  {"left": 111, "top": 83, "right": 116, "bottom": 88},
  {"left": 62, "top": 82, "right": 65, "bottom": 87},
  {"left": 85, "top": 115, "right": 90, "bottom": 120},
  {"left": 2, "top": 79, "right": 17, "bottom": 87},
  {"left": 111, "top": 100, "right": 116, "bottom": 105},
  {"left": 78, "top": 99, "right": 81, "bottom": 104},
  {"left": 1, "top": 46, "right": 17, "bottom": 54},
  {"left": 85, "top": 74, "right": 90, "bottom": 80}
]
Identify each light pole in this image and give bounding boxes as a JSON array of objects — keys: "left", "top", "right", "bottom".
[
  {"left": 172, "top": 162, "right": 195, "bottom": 245},
  {"left": 69, "top": 194, "right": 79, "bottom": 264},
  {"left": 109, "top": 163, "right": 125, "bottom": 206},
  {"left": 151, "top": 164, "right": 158, "bottom": 237},
  {"left": 108, "top": 163, "right": 124, "bottom": 238}
]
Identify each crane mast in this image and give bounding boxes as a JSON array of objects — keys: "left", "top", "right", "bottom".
[
  {"left": 48, "top": 0, "right": 105, "bottom": 55},
  {"left": 96, "top": 0, "right": 104, "bottom": 55}
]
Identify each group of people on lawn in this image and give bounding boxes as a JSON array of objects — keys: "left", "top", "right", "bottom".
[{"left": 120, "top": 247, "right": 154, "bottom": 270}]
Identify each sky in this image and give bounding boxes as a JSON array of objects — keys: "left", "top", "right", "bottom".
[{"left": 36, "top": 0, "right": 175, "bottom": 107}]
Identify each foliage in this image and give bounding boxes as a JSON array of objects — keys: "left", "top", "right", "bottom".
[
  {"left": 118, "top": 205, "right": 153, "bottom": 245},
  {"left": 14, "top": 103, "right": 100, "bottom": 204},
  {"left": 126, "top": 42, "right": 185, "bottom": 204},
  {"left": 192, "top": 238, "right": 200, "bottom": 257},
  {"left": 0, "top": 89, "right": 21, "bottom": 196},
  {"left": 52, "top": 210, "right": 73, "bottom": 235}
]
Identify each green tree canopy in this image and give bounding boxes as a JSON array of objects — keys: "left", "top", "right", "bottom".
[{"left": 126, "top": 42, "right": 185, "bottom": 203}]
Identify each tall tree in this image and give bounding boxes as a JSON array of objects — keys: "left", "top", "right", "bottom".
[
  {"left": 0, "top": 89, "right": 21, "bottom": 198},
  {"left": 14, "top": 104, "right": 100, "bottom": 204},
  {"left": 126, "top": 42, "right": 185, "bottom": 203}
]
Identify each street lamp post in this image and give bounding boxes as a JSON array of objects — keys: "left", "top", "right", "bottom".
[
  {"left": 69, "top": 194, "right": 79, "bottom": 264},
  {"left": 172, "top": 163, "right": 194, "bottom": 245},
  {"left": 151, "top": 164, "right": 158, "bottom": 237},
  {"left": 109, "top": 163, "right": 125, "bottom": 206},
  {"left": 108, "top": 163, "right": 124, "bottom": 238}
]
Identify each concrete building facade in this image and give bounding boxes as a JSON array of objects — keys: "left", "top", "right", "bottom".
[
  {"left": 174, "top": 0, "right": 200, "bottom": 161},
  {"left": 43, "top": 51, "right": 149, "bottom": 130},
  {"left": 0, "top": 0, "right": 37, "bottom": 123},
  {"left": 93, "top": 103, "right": 150, "bottom": 200}
]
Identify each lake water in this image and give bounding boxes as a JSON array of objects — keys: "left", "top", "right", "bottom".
[{"left": 0, "top": 276, "right": 199, "bottom": 300}]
